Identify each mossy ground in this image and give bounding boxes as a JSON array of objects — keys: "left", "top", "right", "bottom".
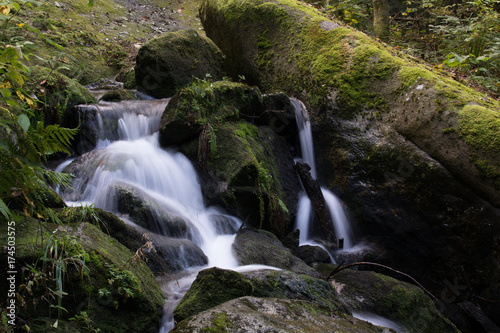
[{"left": 0, "top": 208, "right": 164, "bottom": 333}]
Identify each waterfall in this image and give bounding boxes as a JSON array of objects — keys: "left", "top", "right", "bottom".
[
  {"left": 291, "top": 98, "right": 354, "bottom": 249},
  {"left": 58, "top": 98, "right": 247, "bottom": 332}
]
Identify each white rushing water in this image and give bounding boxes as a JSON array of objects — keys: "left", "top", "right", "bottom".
[
  {"left": 291, "top": 98, "right": 354, "bottom": 249},
  {"left": 58, "top": 99, "right": 247, "bottom": 332}
]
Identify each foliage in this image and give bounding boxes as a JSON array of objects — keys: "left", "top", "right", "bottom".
[
  {"left": 0, "top": 0, "right": 78, "bottom": 219},
  {"left": 305, "top": 0, "right": 500, "bottom": 98},
  {"left": 19, "top": 215, "right": 90, "bottom": 322},
  {"left": 392, "top": 0, "right": 500, "bottom": 96}
]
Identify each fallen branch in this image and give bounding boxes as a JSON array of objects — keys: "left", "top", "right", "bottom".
[{"left": 326, "top": 261, "right": 437, "bottom": 301}]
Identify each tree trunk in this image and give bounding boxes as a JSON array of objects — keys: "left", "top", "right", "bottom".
[
  {"left": 293, "top": 162, "right": 336, "bottom": 242},
  {"left": 372, "top": 0, "right": 390, "bottom": 40}
]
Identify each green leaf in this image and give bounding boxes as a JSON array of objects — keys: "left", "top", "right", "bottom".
[
  {"left": 0, "top": 198, "right": 12, "bottom": 219},
  {"left": 17, "top": 113, "right": 30, "bottom": 132}
]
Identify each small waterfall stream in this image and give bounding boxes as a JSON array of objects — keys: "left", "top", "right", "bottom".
[
  {"left": 291, "top": 98, "right": 354, "bottom": 249},
  {"left": 58, "top": 99, "right": 247, "bottom": 332}
]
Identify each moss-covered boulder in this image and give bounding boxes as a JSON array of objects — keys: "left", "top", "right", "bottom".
[
  {"left": 246, "top": 269, "right": 349, "bottom": 314},
  {"left": 330, "top": 269, "right": 459, "bottom": 332},
  {"left": 56, "top": 206, "right": 179, "bottom": 275},
  {"left": 26, "top": 66, "right": 96, "bottom": 126},
  {"left": 135, "top": 29, "right": 225, "bottom": 98},
  {"left": 232, "top": 227, "right": 321, "bottom": 277},
  {"left": 173, "top": 267, "right": 254, "bottom": 322},
  {"left": 199, "top": 0, "right": 500, "bottom": 315},
  {"left": 159, "top": 80, "right": 263, "bottom": 146},
  {"left": 174, "top": 267, "right": 348, "bottom": 324},
  {"left": 171, "top": 296, "right": 392, "bottom": 332},
  {"left": 160, "top": 81, "right": 301, "bottom": 239},
  {"left": 0, "top": 215, "right": 164, "bottom": 333}
]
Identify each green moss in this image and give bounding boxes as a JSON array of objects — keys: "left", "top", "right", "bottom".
[
  {"left": 459, "top": 105, "right": 500, "bottom": 156},
  {"left": 173, "top": 268, "right": 254, "bottom": 322},
  {"left": 200, "top": 312, "right": 233, "bottom": 332}
]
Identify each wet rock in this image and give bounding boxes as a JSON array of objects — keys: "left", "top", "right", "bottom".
[
  {"left": 232, "top": 227, "right": 321, "bottom": 277},
  {"left": 99, "top": 88, "right": 137, "bottom": 102},
  {"left": 114, "top": 182, "right": 190, "bottom": 237},
  {"left": 174, "top": 267, "right": 349, "bottom": 324},
  {"left": 135, "top": 29, "right": 225, "bottom": 98},
  {"left": 245, "top": 269, "right": 349, "bottom": 314},
  {"left": 295, "top": 244, "right": 331, "bottom": 264}
]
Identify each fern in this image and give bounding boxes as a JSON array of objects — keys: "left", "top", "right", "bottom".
[{"left": 28, "top": 121, "right": 78, "bottom": 160}]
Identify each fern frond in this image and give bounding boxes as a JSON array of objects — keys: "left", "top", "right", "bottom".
[
  {"left": 0, "top": 198, "right": 12, "bottom": 219},
  {"left": 28, "top": 121, "right": 78, "bottom": 160}
]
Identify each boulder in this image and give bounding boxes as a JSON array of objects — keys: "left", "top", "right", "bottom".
[
  {"left": 173, "top": 267, "right": 254, "bottom": 322},
  {"left": 294, "top": 244, "right": 332, "bottom": 264},
  {"left": 174, "top": 267, "right": 349, "bottom": 324},
  {"left": 0, "top": 217, "right": 164, "bottom": 332},
  {"left": 171, "top": 296, "right": 394, "bottom": 332},
  {"left": 199, "top": 0, "right": 500, "bottom": 317},
  {"left": 160, "top": 81, "right": 301, "bottom": 239},
  {"left": 159, "top": 80, "right": 263, "bottom": 146},
  {"left": 245, "top": 269, "right": 349, "bottom": 314},
  {"left": 232, "top": 227, "right": 321, "bottom": 277},
  {"left": 330, "top": 269, "right": 459, "bottom": 333},
  {"left": 114, "top": 182, "right": 190, "bottom": 237},
  {"left": 135, "top": 29, "right": 225, "bottom": 98}
]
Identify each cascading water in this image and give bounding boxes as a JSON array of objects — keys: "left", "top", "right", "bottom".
[
  {"left": 58, "top": 98, "right": 245, "bottom": 332},
  {"left": 291, "top": 98, "right": 354, "bottom": 249}
]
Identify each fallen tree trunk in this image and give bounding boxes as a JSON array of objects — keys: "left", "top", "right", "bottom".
[{"left": 294, "top": 161, "right": 336, "bottom": 242}]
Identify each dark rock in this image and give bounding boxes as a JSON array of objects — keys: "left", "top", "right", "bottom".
[
  {"left": 282, "top": 229, "right": 300, "bottom": 252},
  {"left": 56, "top": 206, "right": 173, "bottom": 275},
  {"left": 330, "top": 269, "right": 460, "bottom": 333},
  {"left": 114, "top": 182, "right": 190, "bottom": 238},
  {"left": 232, "top": 227, "right": 321, "bottom": 277},
  {"left": 135, "top": 29, "right": 225, "bottom": 98},
  {"left": 295, "top": 244, "right": 331, "bottom": 264}
]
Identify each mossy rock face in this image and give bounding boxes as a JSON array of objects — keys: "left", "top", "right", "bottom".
[
  {"left": 245, "top": 269, "right": 349, "bottom": 315},
  {"left": 206, "top": 122, "right": 296, "bottom": 238},
  {"left": 159, "top": 80, "right": 263, "bottom": 146},
  {"left": 199, "top": 0, "right": 500, "bottom": 310},
  {"left": 232, "top": 227, "right": 321, "bottom": 277},
  {"left": 56, "top": 206, "right": 175, "bottom": 275},
  {"left": 330, "top": 269, "right": 459, "bottom": 333},
  {"left": 200, "top": 0, "right": 499, "bottom": 204},
  {"left": 26, "top": 66, "right": 96, "bottom": 126},
  {"left": 171, "top": 296, "right": 390, "bottom": 333},
  {"left": 0, "top": 216, "right": 164, "bottom": 333},
  {"left": 174, "top": 267, "right": 349, "bottom": 325},
  {"left": 173, "top": 267, "right": 255, "bottom": 322},
  {"left": 135, "top": 29, "right": 225, "bottom": 98}
]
